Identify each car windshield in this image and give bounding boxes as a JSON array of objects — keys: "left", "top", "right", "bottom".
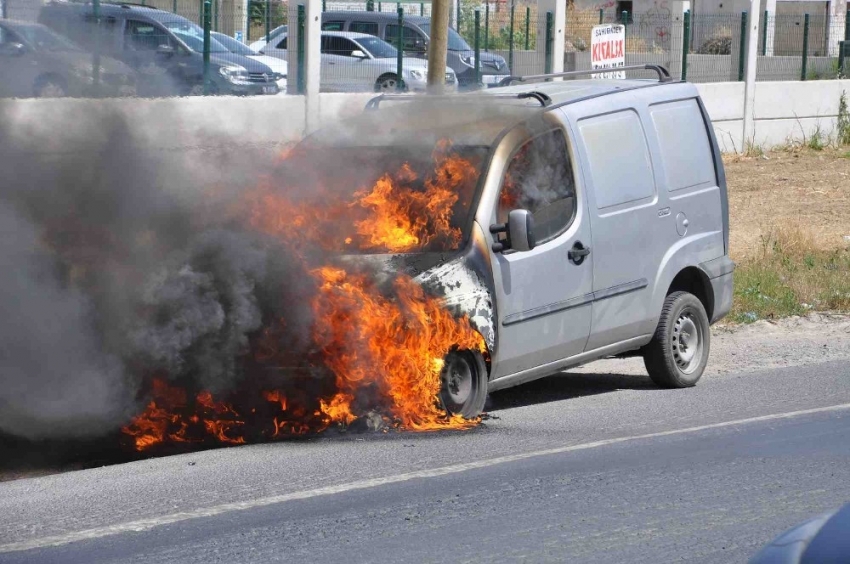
[
  {"left": 276, "top": 144, "right": 488, "bottom": 254},
  {"left": 164, "top": 21, "right": 228, "bottom": 52},
  {"left": 12, "top": 24, "right": 81, "bottom": 52},
  {"left": 419, "top": 23, "right": 471, "bottom": 51},
  {"left": 357, "top": 36, "right": 397, "bottom": 59},
  {"left": 212, "top": 32, "right": 257, "bottom": 56}
]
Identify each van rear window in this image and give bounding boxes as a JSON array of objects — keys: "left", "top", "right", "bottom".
[
  {"left": 649, "top": 99, "right": 716, "bottom": 192},
  {"left": 578, "top": 110, "right": 655, "bottom": 210}
]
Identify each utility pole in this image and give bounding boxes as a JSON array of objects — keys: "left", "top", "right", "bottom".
[{"left": 427, "top": 0, "right": 450, "bottom": 92}]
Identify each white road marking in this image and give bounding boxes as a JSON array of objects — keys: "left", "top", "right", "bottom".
[{"left": 3, "top": 402, "right": 850, "bottom": 554}]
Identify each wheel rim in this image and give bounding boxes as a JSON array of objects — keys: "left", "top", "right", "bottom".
[
  {"left": 378, "top": 78, "right": 397, "bottom": 92},
  {"left": 441, "top": 353, "right": 475, "bottom": 407},
  {"left": 672, "top": 311, "right": 703, "bottom": 374}
]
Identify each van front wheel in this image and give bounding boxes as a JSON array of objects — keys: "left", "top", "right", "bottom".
[
  {"left": 439, "top": 350, "right": 488, "bottom": 419},
  {"left": 643, "top": 291, "right": 710, "bottom": 388}
]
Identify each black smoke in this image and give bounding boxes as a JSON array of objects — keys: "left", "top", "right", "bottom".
[{"left": 0, "top": 103, "right": 308, "bottom": 440}]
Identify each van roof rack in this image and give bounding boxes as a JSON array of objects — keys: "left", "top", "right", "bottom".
[
  {"left": 498, "top": 64, "right": 673, "bottom": 86},
  {"left": 365, "top": 90, "right": 552, "bottom": 111}
]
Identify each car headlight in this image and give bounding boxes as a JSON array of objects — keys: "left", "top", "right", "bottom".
[
  {"left": 218, "top": 65, "right": 251, "bottom": 85},
  {"left": 460, "top": 54, "right": 475, "bottom": 67}
]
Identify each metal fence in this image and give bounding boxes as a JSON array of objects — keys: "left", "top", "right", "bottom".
[{"left": 2, "top": 0, "right": 849, "bottom": 98}]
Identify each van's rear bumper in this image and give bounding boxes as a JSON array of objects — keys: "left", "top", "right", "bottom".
[{"left": 701, "top": 256, "right": 735, "bottom": 324}]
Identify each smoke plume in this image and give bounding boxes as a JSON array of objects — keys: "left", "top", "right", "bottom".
[{"left": 0, "top": 103, "right": 300, "bottom": 440}]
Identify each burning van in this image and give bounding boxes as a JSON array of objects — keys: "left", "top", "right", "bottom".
[{"left": 277, "top": 66, "right": 734, "bottom": 419}]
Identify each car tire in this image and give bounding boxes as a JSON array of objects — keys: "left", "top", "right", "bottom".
[
  {"left": 374, "top": 73, "right": 403, "bottom": 93},
  {"left": 439, "top": 349, "right": 488, "bottom": 419},
  {"left": 33, "top": 77, "right": 67, "bottom": 98},
  {"left": 643, "top": 291, "right": 711, "bottom": 388}
]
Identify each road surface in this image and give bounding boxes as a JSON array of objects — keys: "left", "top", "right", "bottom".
[{"left": 1, "top": 358, "right": 849, "bottom": 563}]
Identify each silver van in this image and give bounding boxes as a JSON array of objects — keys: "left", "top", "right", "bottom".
[
  {"left": 301, "top": 66, "right": 734, "bottom": 417},
  {"left": 320, "top": 11, "right": 510, "bottom": 88}
]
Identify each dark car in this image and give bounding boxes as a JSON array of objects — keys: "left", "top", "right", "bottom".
[
  {"left": 38, "top": 2, "right": 279, "bottom": 96},
  {"left": 0, "top": 19, "right": 135, "bottom": 98},
  {"left": 750, "top": 503, "right": 850, "bottom": 563}
]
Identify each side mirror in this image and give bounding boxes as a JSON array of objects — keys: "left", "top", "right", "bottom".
[
  {"left": 0, "top": 42, "right": 26, "bottom": 57},
  {"left": 156, "top": 44, "right": 175, "bottom": 57},
  {"left": 489, "top": 209, "right": 536, "bottom": 253},
  {"left": 350, "top": 49, "right": 368, "bottom": 59}
]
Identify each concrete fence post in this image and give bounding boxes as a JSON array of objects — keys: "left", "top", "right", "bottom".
[
  {"left": 537, "top": 0, "right": 565, "bottom": 75},
  {"left": 742, "top": 0, "right": 761, "bottom": 152}
]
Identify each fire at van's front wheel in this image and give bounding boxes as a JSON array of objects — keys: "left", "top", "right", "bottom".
[
  {"left": 643, "top": 291, "right": 711, "bottom": 389},
  {"left": 439, "top": 350, "right": 488, "bottom": 419}
]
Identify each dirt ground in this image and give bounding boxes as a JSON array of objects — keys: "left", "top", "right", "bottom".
[{"left": 724, "top": 148, "right": 850, "bottom": 259}]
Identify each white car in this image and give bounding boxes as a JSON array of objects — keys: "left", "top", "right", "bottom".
[
  {"left": 260, "top": 31, "right": 457, "bottom": 93},
  {"left": 248, "top": 25, "right": 286, "bottom": 53},
  {"left": 212, "top": 31, "right": 287, "bottom": 92}
]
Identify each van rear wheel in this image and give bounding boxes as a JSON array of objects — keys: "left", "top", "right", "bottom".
[
  {"left": 643, "top": 291, "right": 710, "bottom": 388},
  {"left": 439, "top": 350, "right": 488, "bottom": 419}
]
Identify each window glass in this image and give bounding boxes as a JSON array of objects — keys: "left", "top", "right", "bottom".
[
  {"left": 384, "top": 24, "right": 425, "bottom": 52},
  {"left": 578, "top": 110, "right": 655, "bottom": 209},
  {"left": 649, "top": 99, "right": 716, "bottom": 191},
  {"left": 498, "top": 130, "right": 577, "bottom": 244},
  {"left": 356, "top": 36, "right": 396, "bottom": 58},
  {"left": 275, "top": 36, "right": 287, "bottom": 49},
  {"left": 125, "top": 20, "right": 174, "bottom": 51},
  {"left": 322, "top": 36, "right": 358, "bottom": 56},
  {"left": 321, "top": 21, "right": 344, "bottom": 31},
  {"left": 350, "top": 21, "right": 378, "bottom": 35}
]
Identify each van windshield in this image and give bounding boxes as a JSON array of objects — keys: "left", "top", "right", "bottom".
[
  {"left": 419, "top": 23, "right": 472, "bottom": 51},
  {"left": 268, "top": 144, "right": 489, "bottom": 254},
  {"left": 164, "top": 21, "right": 229, "bottom": 52}
]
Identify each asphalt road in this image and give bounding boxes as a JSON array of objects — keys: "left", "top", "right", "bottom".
[{"left": 2, "top": 359, "right": 850, "bottom": 563}]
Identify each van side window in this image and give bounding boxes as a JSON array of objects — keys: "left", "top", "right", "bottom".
[
  {"left": 498, "top": 130, "right": 577, "bottom": 245},
  {"left": 125, "top": 20, "right": 172, "bottom": 51},
  {"left": 321, "top": 21, "right": 345, "bottom": 31},
  {"left": 350, "top": 22, "right": 378, "bottom": 35},
  {"left": 384, "top": 24, "right": 424, "bottom": 52},
  {"left": 649, "top": 99, "right": 716, "bottom": 191},
  {"left": 578, "top": 110, "right": 655, "bottom": 210}
]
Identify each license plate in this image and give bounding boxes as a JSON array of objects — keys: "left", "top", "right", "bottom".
[{"left": 263, "top": 86, "right": 277, "bottom": 94}]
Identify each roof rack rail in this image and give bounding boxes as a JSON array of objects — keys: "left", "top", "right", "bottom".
[
  {"left": 498, "top": 64, "right": 673, "bottom": 87},
  {"left": 365, "top": 90, "right": 552, "bottom": 111}
]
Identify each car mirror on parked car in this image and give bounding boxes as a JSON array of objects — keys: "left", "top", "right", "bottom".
[
  {"left": 0, "top": 42, "right": 27, "bottom": 57},
  {"left": 490, "top": 209, "right": 536, "bottom": 253},
  {"left": 350, "top": 49, "right": 368, "bottom": 59},
  {"left": 156, "top": 44, "right": 175, "bottom": 57}
]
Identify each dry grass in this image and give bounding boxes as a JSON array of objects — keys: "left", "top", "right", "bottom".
[{"left": 725, "top": 148, "right": 850, "bottom": 322}]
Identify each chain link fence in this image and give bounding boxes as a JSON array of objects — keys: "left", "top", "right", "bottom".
[{"left": 1, "top": 0, "right": 848, "bottom": 98}]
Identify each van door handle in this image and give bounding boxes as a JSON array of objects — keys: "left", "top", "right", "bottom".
[{"left": 568, "top": 241, "right": 591, "bottom": 265}]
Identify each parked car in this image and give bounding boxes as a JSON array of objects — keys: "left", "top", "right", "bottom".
[
  {"left": 320, "top": 12, "right": 510, "bottom": 88},
  {"left": 296, "top": 67, "right": 734, "bottom": 416},
  {"left": 247, "top": 24, "right": 286, "bottom": 52},
  {"left": 211, "top": 31, "right": 286, "bottom": 92},
  {"left": 39, "top": 2, "right": 280, "bottom": 96},
  {"left": 0, "top": 19, "right": 135, "bottom": 97},
  {"left": 261, "top": 30, "right": 456, "bottom": 93}
]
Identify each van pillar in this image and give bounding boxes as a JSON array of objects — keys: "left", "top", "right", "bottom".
[
  {"left": 288, "top": 0, "right": 321, "bottom": 130},
  {"left": 536, "top": 0, "right": 565, "bottom": 75}
]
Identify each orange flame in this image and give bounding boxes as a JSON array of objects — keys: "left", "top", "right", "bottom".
[{"left": 122, "top": 139, "right": 487, "bottom": 451}]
